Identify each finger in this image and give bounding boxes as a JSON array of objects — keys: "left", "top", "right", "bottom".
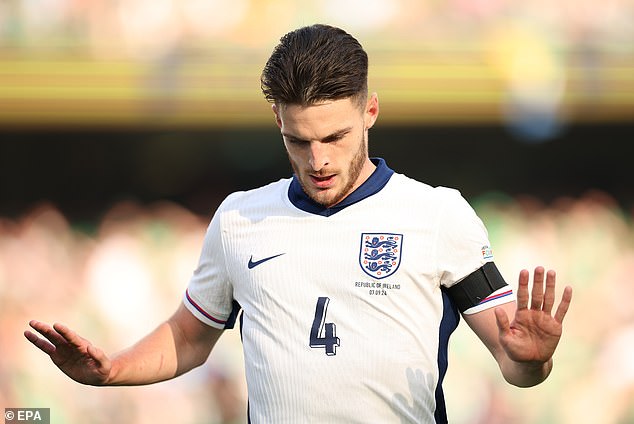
[
  {"left": 24, "top": 330, "right": 56, "bottom": 356},
  {"left": 554, "top": 285, "right": 573, "bottom": 324},
  {"left": 53, "top": 323, "right": 86, "bottom": 349},
  {"left": 530, "top": 266, "right": 545, "bottom": 310},
  {"left": 542, "top": 270, "right": 556, "bottom": 314},
  {"left": 516, "top": 269, "right": 530, "bottom": 310},
  {"left": 29, "top": 320, "right": 67, "bottom": 347}
]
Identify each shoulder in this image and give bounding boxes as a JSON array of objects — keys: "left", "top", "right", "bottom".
[
  {"left": 380, "top": 172, "right": 480, "bottom": 228},
  {"left": 216, "top": 177, "right": 293, "bottom": 216},
  {"left": 387, "top": 172, "right": 466, "bottom": 205}
]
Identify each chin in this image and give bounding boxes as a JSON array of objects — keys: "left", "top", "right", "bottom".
[
  {"left": 309, "top": 192, "right": 336, "bottom": 207},
  {"left": 318, "top": 194, "right": 345, "bottom": 208}
]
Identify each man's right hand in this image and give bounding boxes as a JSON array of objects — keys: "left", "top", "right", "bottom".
[{"left": 24, "top": 320, "right": 112, "bottom": 386}]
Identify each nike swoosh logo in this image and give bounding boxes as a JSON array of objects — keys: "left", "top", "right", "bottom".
[{"left": 248, "top": 253, "right": 285, "bottom": 269}]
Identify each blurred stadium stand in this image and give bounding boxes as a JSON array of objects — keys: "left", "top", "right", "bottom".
[{"left": 1, "top": 0, "right": 632, "bottom": 220}]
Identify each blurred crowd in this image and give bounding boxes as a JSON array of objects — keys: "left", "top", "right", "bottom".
[
  {"left": 3, "top": 1, "right": 632, "bottom": 133},
  {"left": 0, "top": 201, "right": 247, "bottom": 424},
  {"left": 2, "top": 0, "right": 631, "bottom": 57},
  {"left": 446, "top": 191, "right": 634, "bottom": 424},
  {"left": 1, "top": 190, "right": 632, "bottom": 423}
]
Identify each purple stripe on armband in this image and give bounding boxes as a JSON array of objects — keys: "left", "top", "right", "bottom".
[
  {"left": 479, "top": 289, "right": 513, "bottom": 305},
  {"left": 185, "top": 289, "right": 227, "bottom": 325}
]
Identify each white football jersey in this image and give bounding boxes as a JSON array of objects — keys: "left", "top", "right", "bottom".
[{"left": 184, "top": 158, "right": 514, "bottom": 423}]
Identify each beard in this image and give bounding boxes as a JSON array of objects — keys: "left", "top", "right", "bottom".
[{"left": 288, "top": 131, "right": 368, "bottom": 208}]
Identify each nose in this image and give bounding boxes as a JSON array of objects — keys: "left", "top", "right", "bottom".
[{"left": 308, "top": 141, "right": 329, "bottom": 171}]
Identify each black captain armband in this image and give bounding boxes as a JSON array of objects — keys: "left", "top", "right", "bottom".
[{"left": 445, "top": 262, "right": 508, "bottom": 313}]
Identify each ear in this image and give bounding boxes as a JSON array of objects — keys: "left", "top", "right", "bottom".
[
  {"left": 364, "top": 92, "right": 379, "bottom": 130},
  {"left": 271, "top": 103, "right": 283, "bottom": 129}
]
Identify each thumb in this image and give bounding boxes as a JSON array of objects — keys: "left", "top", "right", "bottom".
[
  {"left": 494, "top": 307, "right": 510, "bottom": 336},
  {"left": 86, "top": 344, "right": 113, "bottom": 384},
  {"left": 87, "top": 344, "right": 111, "bottom": 371},
  {"left": 87, "top": 343, "right": 107, "bottom": 360}
]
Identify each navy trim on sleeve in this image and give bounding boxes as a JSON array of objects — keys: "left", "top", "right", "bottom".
[
  {"left": 445, "top": 262, "right": 508, "bottom": 313},
  {"left": 223, "top": 300, "right": 242, "bottom": 329}
]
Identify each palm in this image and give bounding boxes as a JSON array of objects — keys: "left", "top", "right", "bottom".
[
  {"left": 51, "top": 338, "right": 109, "bottom": 383},
  {"left": 496, "top": 267, "right": 572, "bottom": 364},
  {"left": 500, "top": 305, "right": 563, "bottom": 363},
  {"left": 24, "top": 321, "right": 111, "bottom": 386}
]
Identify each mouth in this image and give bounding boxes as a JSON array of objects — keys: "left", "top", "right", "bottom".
[{"left": 309, "top": 174, "right": 336, "bottom": 189}]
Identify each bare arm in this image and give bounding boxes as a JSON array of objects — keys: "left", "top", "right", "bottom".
[
  {"left": 25, "top": 302, "right": 222, "bottom": 386},
  {"left": 106, "top": 303, "right": 222, "bottom": 385},
  {"left": 463, "top": 267, "right": 572, "bottom": 387}
]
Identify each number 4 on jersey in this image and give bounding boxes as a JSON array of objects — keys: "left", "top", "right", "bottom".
[{"left": 309, "top": 297, "right": 340, "bottom": 356}]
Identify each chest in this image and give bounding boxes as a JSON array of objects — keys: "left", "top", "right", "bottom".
[{"left": 222, "top": 211, "right": 444, "bottom": 330}]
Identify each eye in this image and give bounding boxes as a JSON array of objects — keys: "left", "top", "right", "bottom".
[
  {"left": 285, "top": 136, "right": 308, "bottom": 145},
  {"left": 322, "top": 135, "right": 342, "bottom": 143},
  {"left": 325, "top": 131, "right": 353, "bottom": 144}
]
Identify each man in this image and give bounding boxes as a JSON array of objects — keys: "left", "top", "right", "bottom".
[{"left": 25, "top": 24, "right": 572, "bottom": 423}]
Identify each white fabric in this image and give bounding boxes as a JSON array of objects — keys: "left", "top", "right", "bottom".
[{"left": 185, "top": 172, "right": 513, "bottom": 423}]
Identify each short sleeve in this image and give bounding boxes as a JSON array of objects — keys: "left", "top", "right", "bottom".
[
  {"left": 183, "top": 207, "right": 235, "bottom": 329},
  {"left": 435, "top": 189, "right": 494, "bottom": 288}
]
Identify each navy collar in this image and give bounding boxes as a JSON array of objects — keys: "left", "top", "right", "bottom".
[{"left": 288, "top": 157, "right": 394, "bottom": 216}]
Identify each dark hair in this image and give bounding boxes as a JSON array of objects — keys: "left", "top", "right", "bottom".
[{"left": 261, "top": 24, "right": 368, "bottom": 107}]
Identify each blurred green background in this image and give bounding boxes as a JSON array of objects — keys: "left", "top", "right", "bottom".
[{"left": 1, "top": 1, "right": 633, "bottom": 423}]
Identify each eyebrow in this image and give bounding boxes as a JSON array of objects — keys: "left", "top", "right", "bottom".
[{"left": 282, "top": 127, "right": 353, "bottom": 143}]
